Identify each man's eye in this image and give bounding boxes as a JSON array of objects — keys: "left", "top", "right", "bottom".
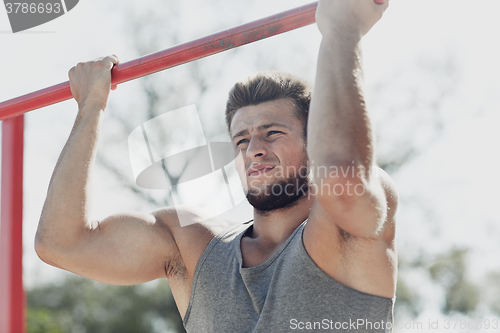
[
  {"left": 236, "top": 139, "right": 248, "bottom": 146},
  {"left": 268, "top": 130, "right": 282, "bottom": 136}
]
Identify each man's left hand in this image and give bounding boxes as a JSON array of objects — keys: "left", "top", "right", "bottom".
[{"left": 316, "top": 0, "right": 389, "bottom": 39}]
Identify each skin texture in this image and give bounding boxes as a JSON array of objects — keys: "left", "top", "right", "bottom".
[{"left": 35, "top": 0, "right": 397, "bottom": 321}]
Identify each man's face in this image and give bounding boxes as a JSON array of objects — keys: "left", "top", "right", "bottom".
[{"left": 230, "top": 99, "right": 311, "bottom": 213}]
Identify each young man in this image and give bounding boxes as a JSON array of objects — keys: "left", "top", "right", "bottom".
[{"left": 36, "top": 0, "right": 397, "bottom": 332}]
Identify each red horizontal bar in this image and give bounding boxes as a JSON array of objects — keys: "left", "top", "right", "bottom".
[{"left": 0, "top": 2, "right": 317, "bottom": 121}]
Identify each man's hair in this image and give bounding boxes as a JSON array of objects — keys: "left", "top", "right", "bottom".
[{"left": 225, "top": 72, "right": 311, "bottom": 140}]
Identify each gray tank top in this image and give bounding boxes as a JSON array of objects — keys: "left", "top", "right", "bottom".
[{"left": 183, "top": 220, "right": 394, "bottom": 332}]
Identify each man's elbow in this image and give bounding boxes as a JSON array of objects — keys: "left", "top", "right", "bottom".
[
  {"left": 34, "top": 236, "right": 57, "bottom": 267},
  {"left": 34, "top": 223, "right": 72, "bottom": 267},
  {"left": 34, "top": 227, "right": 57, "bottom": 265}
]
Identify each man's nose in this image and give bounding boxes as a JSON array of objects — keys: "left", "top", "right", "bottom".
[{"left": 246, "top": 137, "right": 267, "bottom": 160}]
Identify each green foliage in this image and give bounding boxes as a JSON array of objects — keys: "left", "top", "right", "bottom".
[
  {"left": 28, "top": 308, "right": 64, "bottom": 333},
  {"left": 395, "top": 276, "right": 421, "bottom": 318},
  {"left": 429, "top": 248, "right": 480, "bottom": 314},
  {"left": 483, "top": 271, "right": 500, "bottom": 316},
  {"left": 27, "top": 276, "right": 185, "bottom": 333}
]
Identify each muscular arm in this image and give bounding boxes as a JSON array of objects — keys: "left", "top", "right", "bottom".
[
  {"left": 307, "top": 0, "right": 395, "bottom": 240},
  {"left": 35, "top": 56, "right": 186, "bottom": 285}
]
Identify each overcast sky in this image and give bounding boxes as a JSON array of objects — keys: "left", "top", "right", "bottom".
[{"left": 2, "top": 0, "right": 500, "bottom": 328}]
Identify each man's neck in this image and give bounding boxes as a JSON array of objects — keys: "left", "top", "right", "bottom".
[{"left": 248, "top": 194, "right": 315, "bottom": 246}]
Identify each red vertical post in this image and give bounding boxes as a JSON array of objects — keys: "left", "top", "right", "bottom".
[{"left": 0, "top": 115, "right": 25, "bottom": 333}]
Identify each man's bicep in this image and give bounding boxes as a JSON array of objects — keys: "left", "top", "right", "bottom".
[{"left": 48, "top": 210, "right": 180, "bottom": 285}]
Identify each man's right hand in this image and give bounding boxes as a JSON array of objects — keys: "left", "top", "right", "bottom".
[{"left": 68, "top": 55, "right": 119, "bottom": 111}]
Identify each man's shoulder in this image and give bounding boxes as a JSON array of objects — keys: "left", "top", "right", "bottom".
[
  {"left": 152, "top": 205, "right": 244, "bottom": 272},
  {"left": 152, "top": 204, "right": 241, "bottom": 232}
]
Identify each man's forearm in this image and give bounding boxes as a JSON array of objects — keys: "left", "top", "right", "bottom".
[
  {"left": 307, "top": 34, "right": 374, "bottom": 175},
  {"left": 36, "top": 106, "right": 103, "bottom": 252},
  {"left": 306, "top": 1, "right": 390, "bottom": 238}
]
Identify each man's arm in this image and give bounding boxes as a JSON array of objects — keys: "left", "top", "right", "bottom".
[
  {"left": 35, "top": 56, "right": 192, "bottom": 285},
  {"left": 307, "top": 0, "right": 396, "bottom": 240}
]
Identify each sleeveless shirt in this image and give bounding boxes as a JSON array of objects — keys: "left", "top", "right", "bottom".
[{"left": 183, "top": 220, "right": 394, "bottom": 332}]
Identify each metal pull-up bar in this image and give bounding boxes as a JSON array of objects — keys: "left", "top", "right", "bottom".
[
  {"left": 0, "top": 6, "right": 318, "bottom": 331},
  {"left": 0, "top": 1, "right": 318, "bottom": 121}
]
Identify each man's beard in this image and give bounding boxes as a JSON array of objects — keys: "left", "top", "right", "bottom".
[{"left": 246, "top": 168, "right": 311, "bottom": 215}]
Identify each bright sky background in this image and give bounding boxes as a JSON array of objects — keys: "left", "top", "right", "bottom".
[{"left": 1, "top": 0, "right": 500, "bottom": 329}]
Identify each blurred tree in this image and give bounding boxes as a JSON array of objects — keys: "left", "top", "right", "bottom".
[
  {"left": 374, "top": 53, "right": 462, "bottom": 319},
  {"left": 429, "top": 248, "right": 480, "bottom": 314},
  {"left": 393, "top": 253, "right": 425, "bottom": 319},
  {"left": 483, "top": 271, "right": 500, "bottom": 316},
  {"left": 373, "top": 52, "right": 459, "bottom": 173},
  {"left": 28, "top": 276, "right": 185, "bottom": 333},
  {"left": 97, "top": 0, "right": 230, "bottom": 209},
  {"left": 27, "top": 308, "right": 64, "bottom": 333}
]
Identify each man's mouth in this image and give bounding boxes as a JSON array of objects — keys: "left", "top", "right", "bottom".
[{"left": 248, "top": 165, "right": 275, "bottom": 177}]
